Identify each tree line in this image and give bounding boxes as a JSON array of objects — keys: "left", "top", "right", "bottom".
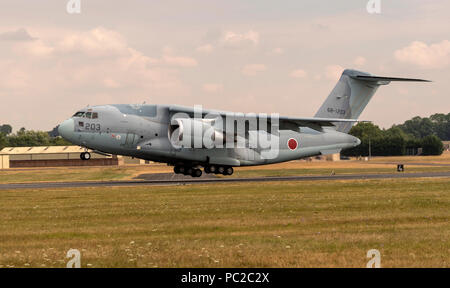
[
  {"left": 0, "top": 125, "right": 70, "bottom": 150},
  {"left": 392, "top": 113, "right": 450, "bottom": 141},
  {"left": 343, "top": 121, "right": 445, "bottom": 157}
]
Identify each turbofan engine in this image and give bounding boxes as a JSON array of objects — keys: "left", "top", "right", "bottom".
[{"left": 168, "top": 118, "right": 224, "bottom": 149}]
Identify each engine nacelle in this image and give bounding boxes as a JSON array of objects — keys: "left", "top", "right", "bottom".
[{"left": 169, "top": 118, "right": 224, "bottom": 149}]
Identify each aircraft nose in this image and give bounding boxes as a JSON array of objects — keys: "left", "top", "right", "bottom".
[
  {"left": 354, "top": 137, "right": 361, "bottom": 146},
  {"left": 58, "top": 118, "right": 74, "bottom": 140}
]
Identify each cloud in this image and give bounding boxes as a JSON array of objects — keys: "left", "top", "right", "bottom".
[
  {"left": 102, "top": 78, "right": 121, "bottom": 89},
  {"left": 325, "top": 65, "right": 344, "bottom": 81},
  {"left": 0, "top": 63, "right": 30, "bottom": 89},
  {"left": 0, "top": 27, "right": 193, "bottom": 131},
  {"left": 12, "top": 27, "right": 150, "bottom": 61},
  {"left": 15, "top": 28, "right": 197, "bottom": 68},
  {"left": 220, "top": 30, "right": 259, "bottom": 48},
  {"left": 161, "top": 46, "right": 198, "bottom": 67},
  {"left": 394, "top": 40, "right": 450, "bottom": 69},
  {"left": 271, "top": 47, "right": 284, "bottom": 55},
  {"left": 0, "top": 28, "right": 35, "bottom": 42},
  {"left": 202, "top": 83, "right": 223, "bottom": 93},
  {"left": 196, "top": 44, "right": 213, "bottom": 53},
  {"left": 162, "top": 55, "right": 198, "bottom": 67},
  {"left": 57, "top": 27, "right": 130, "bottom": 57},
  {"left": 312, "top": 23, "right": 330, "bottom": 31},
  {"left": 241, "top": 64, "right": 267, "bottom": 76},
  {"left": 353, "top": 56, "right": 366, "bottom": 67},
  {"left": 290, "top": 69, "right": 307, "bottom": 79},
  {"left": 18, "top": 40, "right": 54, "bottom": 57}
]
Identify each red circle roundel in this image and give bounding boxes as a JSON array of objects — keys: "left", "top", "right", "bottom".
[{"left": 288, "top": 138, "right": 298, "bottom": 150}]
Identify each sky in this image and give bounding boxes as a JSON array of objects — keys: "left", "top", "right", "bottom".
[{"left": 0, "top": 0, "right": 449, "bottom": 131}]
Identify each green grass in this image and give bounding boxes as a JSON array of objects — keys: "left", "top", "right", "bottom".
[
  {"left": 0, "top": 178, "right": 449, "bottom": 267},
  {"left": 0, "top": 166, "right": 137, "bottom": 184}
]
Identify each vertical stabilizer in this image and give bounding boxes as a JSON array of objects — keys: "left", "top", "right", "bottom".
[{"left": 314, "top": 69, "right": 430, "bottom": 133}]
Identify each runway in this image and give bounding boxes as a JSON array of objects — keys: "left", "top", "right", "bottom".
[{"left": 1, "top": 171, "right": 450, "bottom": 190}]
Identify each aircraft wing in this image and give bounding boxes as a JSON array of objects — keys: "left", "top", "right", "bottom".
[
  {"left": 278, "top": 116, "right": 358, "bottom": 126},
  {"left": 169, "top": 106, "right": 358, "bottom": 131},
  {"left": 276, "top": 116, "right": 357, "bottom": 130}
]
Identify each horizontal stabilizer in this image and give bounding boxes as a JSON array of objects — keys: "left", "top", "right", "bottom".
[{"left": 352, "top": 75, "right": 431, "bottom": 83}]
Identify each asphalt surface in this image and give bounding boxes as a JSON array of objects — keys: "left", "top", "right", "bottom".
[
  {"left": 0, "top": 171, "right": 449, "bottom": 190},
  {"left": 368, "top": 162, "right": 450, "bottom": 167}
]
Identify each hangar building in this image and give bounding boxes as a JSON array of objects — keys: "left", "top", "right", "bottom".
[
  {"left": 0, "top": 146, "right": 119, "bottom": 168},
  {"left": 0, "top": 146, "right": 150, "bottom": 169},
  {"left": 0, "top": 153, "right": 8, "bottom": 169}
]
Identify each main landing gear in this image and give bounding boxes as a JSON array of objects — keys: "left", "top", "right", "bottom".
[
  {"left": 173, "top": 165, "right": 234, "bottom": 177},
  {"left": 174, "top": 166, "right": 203, "bottom": 177},
  {"left": 80, "top": 152, "right": 91, "bottom": 160},
  {"left": 204, "top": 165, "right": 233, "bottom": 176}
]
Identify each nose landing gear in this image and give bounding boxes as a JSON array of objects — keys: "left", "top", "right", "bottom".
[{"left": 80, "top": 152, "right": 91, "bottom": 160}]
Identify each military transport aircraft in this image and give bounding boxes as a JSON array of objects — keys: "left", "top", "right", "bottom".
[{"left": 58, "top": 69, "right": 429, "bottom": 177}]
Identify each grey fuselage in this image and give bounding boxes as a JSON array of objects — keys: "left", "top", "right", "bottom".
[{"left": 58, "top": 104, "right": 360, "bottom": 167}]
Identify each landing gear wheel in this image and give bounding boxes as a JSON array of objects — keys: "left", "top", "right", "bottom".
[
  {"left": 204, "top": 166, "right": 211, "bottom": 174},
  {"left": 174, "top": 166, "right": 181, "bottom": 174},
  {"left": 224, "top": 167, "right": 234, "bottom": 176},
  {"left": 179, "top": 166, "right": 186, "bottom": 174},
  {"left": 80, "top": 152, "right": 91, "bottom": 160},
  {"left": 192, "top": 169, "right": 202, "bottom": 178},
  {"left": 209, "top": 165, "right": 217, "bottom": 173},
  {"left": 217, "top": 166, "right": 225, "bottom": 175},
  {"left": 184, "top": 167, "right": 193, "bottom": 176}
]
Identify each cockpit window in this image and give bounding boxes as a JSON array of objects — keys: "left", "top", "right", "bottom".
[
  {"left": 73, "top": 111, "right": 99, "bottom": 119},
  {"left": 73, "top": 111, "right": 85, "bottom": 117}
]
